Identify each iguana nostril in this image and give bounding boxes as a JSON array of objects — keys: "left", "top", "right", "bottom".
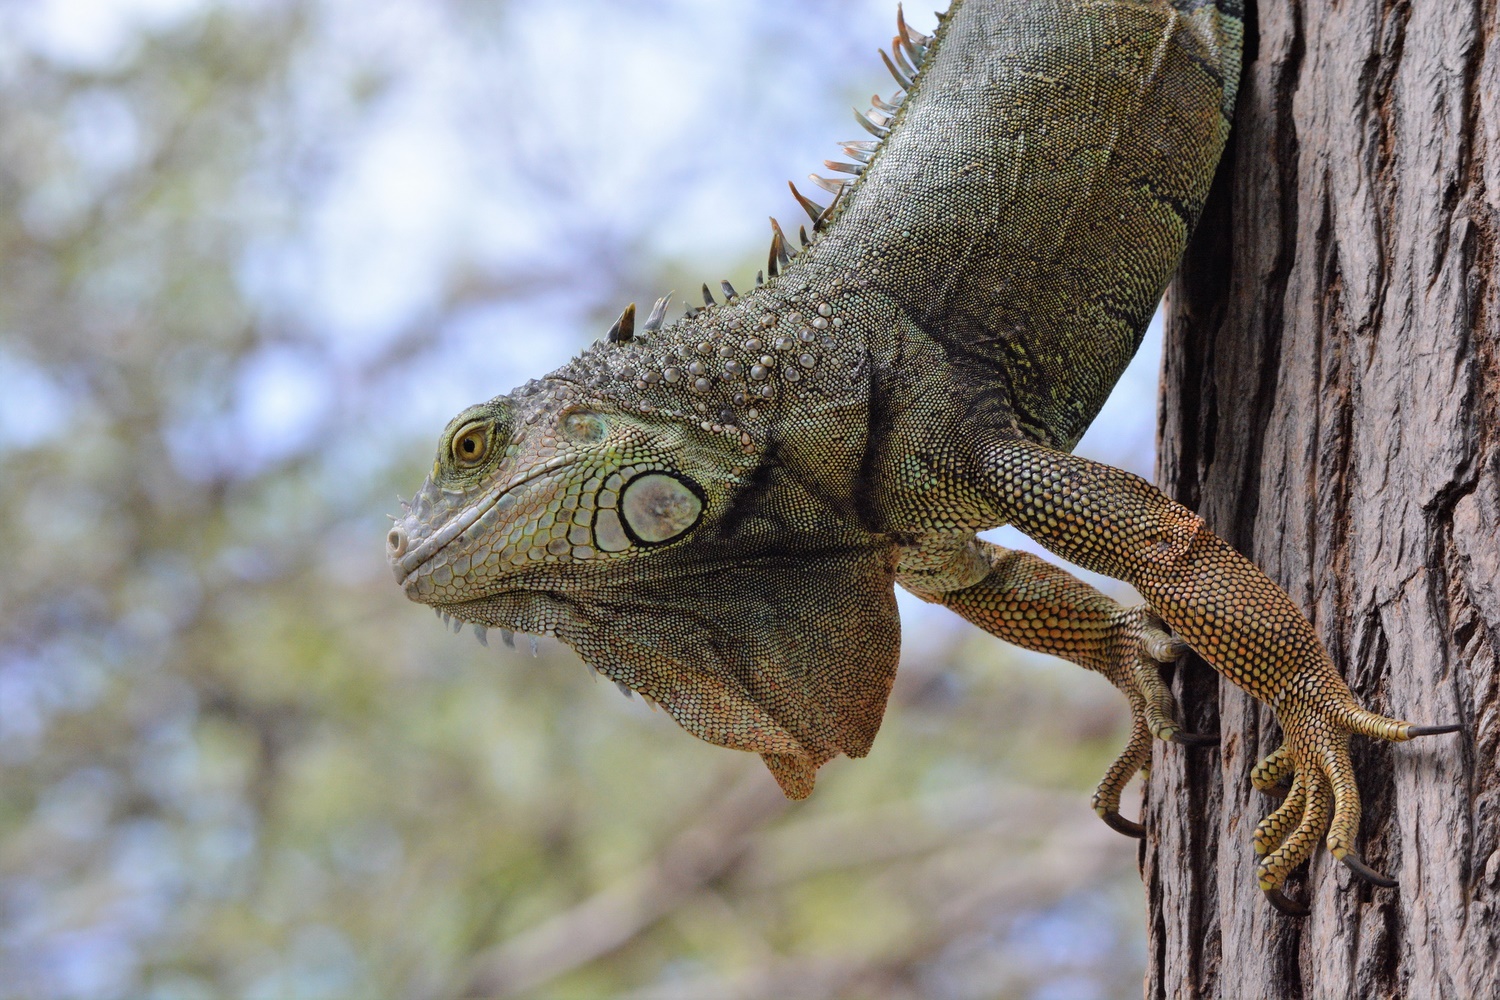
[{"left": 387, "top": 526, "right": 408, "bottom": 558}]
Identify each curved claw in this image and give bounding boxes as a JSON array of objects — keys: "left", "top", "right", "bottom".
[
  {"left": 1263, "top": 886, "right": 1309, "bottom": 917},
  {"left": 1100, "top": 810, "right": 1146, "bottom": 839},
  {"left": 1406, "top": 723, "right": 1463, "bottom": 738},
  {"left": 1340, "top": 852, "right": 1399, "bottom": 888},
  {"left": 1170, "top": 730, "right": 1221, "bottom": 747}
]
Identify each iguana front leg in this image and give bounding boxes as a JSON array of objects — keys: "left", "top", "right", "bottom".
[
  {"left": 898, "top": 537, "right": 1208, "bottom": 837},
  {"left": 970, "top": 436, "right": 1459, "bottom": 914}
]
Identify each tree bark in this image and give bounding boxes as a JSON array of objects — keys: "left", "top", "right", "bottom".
[{"left": 1146, "top": 1, "right": 1500, "bottom": 997}]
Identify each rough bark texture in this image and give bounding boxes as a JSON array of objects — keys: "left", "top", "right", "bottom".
[{"left": 1146, "top": 1, "right": 1500, "bottom": 997}]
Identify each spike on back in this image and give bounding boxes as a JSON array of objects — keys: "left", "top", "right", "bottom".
[
  {"left": 880, "top": 48, "right": 912, "bottom": 90},
  {"left": 606, "top": 302, "right": 636, "bottom": 343},
  {"left": 681, "top": 6, "right": 928, "bottom": 298},
  {"left": 898, "top": 5, "right": 932, "bottom": 51},
  {"left": 789, "top": 181, "right": 827, "bottom": 227},
  {"left": 854, "top": 106, "right": 890, "bottom": 137},
  {"left": 808, "top": 173, "right": 847, "bottom": 197},
  {"left": 767, "top": 217, "right": 792, "bottom": 277},
  {"left": 897, "top": 4, "right": 914, "bottom": 48},
  {"left": 891, "top": 36, "right": 919, "bottom": 79},
  {"left": 820, "top": 185, "right": 846, "bottom": 226},
  {"left": 643, "top": 292, "right": 673, "bottom": 332}
]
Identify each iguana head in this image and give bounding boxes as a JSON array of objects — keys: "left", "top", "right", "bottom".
[
  {"left": 385, "top": 376, "right": 747, "bottom": 610},
  {"left": 384, "top": 327, "right": 903, "bottom": 800}
]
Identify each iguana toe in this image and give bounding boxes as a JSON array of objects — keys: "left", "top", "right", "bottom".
[
  {"left": 1402, "top": 722, "right": 1464, "bottom": 738},
  {"left": 1252, "top": 771, "right": 1307, "bottom": 856},
  {"left": 1339, "top": 851, "right": 1399, "bottom": 889},
  {"left": 1250, "top": 743, "right": 1293, "bottom": 794},
  {"left": 1091, "top": 712, "right": 1151, "bottom": 839},
  {"left": 1100, "top": 810, "right": 1147, "bottom": 839},
  {"left": 1263, "top": 886, "right": 1309, "bottom": 917}
]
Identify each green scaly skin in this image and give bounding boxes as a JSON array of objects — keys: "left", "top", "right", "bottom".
[{"left": 386, "top": 0, "right": 1458, "bottom": 914}]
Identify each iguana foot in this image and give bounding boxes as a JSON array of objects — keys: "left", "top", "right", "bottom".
[
  {"left": 1262, "top": 886, "right": 1309, "bottom": 917},
  {"left": 972, "top": 437, "right": 1465, "bottom": 910},
  {"left": 1089, "top": 608, "right": 1216, "bottom": 839},
  {"left": 907, "top": 539, "right": 1217, "bottom": 840},
  {"left": 1250, "top": 701, "right": 1463, "bottom": 915}
]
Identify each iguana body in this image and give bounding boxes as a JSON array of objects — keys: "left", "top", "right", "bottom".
[{"left": 386, "top": 0, "right": 1455, "bottom": 914}]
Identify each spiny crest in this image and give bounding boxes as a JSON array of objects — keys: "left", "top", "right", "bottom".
[
  {"left": 601, "top": 292, "right": 673, "bottom": 344},
  {"left": 817, "top": 4, "right": 931, "bottom": 205},
  {"left": 781, "top": 8, "right": 936, "bottom": 277},
  {"left": 439, "top": 605, "right": 548, "bottom": 658},
  {"left": 595, "top": 4, "right": 934, "bottom": 351}
]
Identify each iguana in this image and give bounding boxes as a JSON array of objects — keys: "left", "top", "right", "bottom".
[{"left": 385, "top": 0, "right": 1458, "bottom": 915}]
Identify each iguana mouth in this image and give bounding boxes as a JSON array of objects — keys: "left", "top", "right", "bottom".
[{"left": 395, "top": 456, "right": 576, "bottom": 589}]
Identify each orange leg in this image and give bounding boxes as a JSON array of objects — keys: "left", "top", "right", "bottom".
[
  {"left": 900, "top": 540, "right": 1206, "bottom": 839},
  {"left": 974, "top": 436, "right": 1460, "bottom": 911}
]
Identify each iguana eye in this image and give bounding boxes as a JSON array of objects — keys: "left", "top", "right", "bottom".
[
  {"left": 451, "top": 422, "right": 490, "bottom": 467},
  {"left": 619, "top": 472, "right": 704, "bottom": 544}
]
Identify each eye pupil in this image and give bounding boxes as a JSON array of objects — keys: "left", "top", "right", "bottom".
[{"left": 451, "top": 423, "right": 490, "bottom": 465}]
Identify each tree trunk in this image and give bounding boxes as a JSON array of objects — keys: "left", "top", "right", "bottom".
[{"left": 1145, "top": 1, "right": 1500, "bottom": 997}]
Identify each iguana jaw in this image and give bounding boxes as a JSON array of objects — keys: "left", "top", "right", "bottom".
[
  {"left": 390, "top": 461, "right": 576, "bottom": 593},
  {"left": 391, "top": 455, "right": 577, "bottom": 592}
]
